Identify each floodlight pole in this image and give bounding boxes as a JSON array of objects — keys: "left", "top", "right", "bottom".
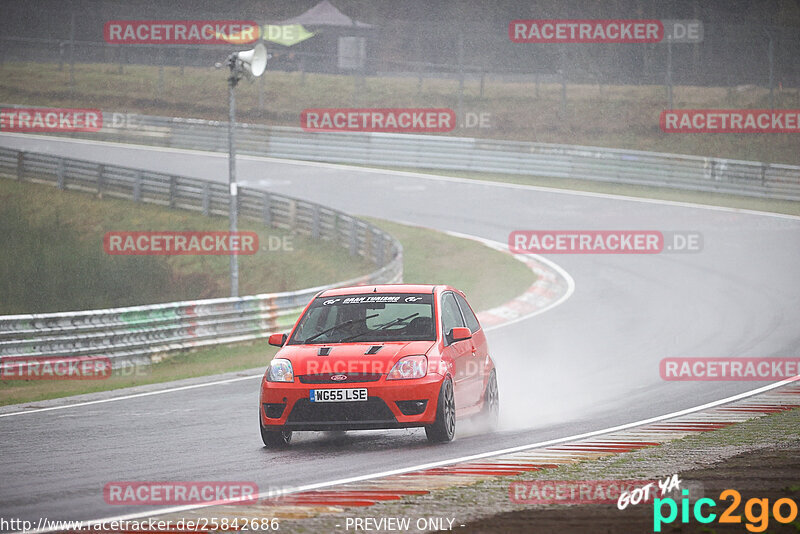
[
  {"left": 220, "top": 43, "right": 267, "bottom": 298},
  {"left": 227, "top": 55, "right": 241, "bottom": 298}
]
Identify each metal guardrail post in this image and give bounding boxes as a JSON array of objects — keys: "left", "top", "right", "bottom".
[
  {"left": 16, "top": 152, "right": 24, "bottom": 181},
  {"left": 288, "top": 199, "right": 297, "bottom": 229},
  {"left": 169, "top": 176, "right": 177, "bottom": 208},
  {"left": 57, "top": 159, "right": 65, "bottom": 189},
  {"left": 202, "top": 182, "right": 210, "bottom": 216},
  {"left": 349, "top": 218, "right": 358, "bottom": 256},
  {"left": 311, "top": 205, "right": 321, "bottom": 240},
  {"left": 97, "top": 164, "right": 105, "bottom": 194},
  {"left": 133, "top": 170, "right": 142, "bottom": 202},
  {"left": 375, "top": 232, "right": 385, "bottom": 266},
  {"left": 331, "top": 211, "right": 339, "bottom": 242},
  {"left": 364, "top": 227, "right": 373, "bottom": 263},
  {"left": 262, "top": 192, "right": 272, "bottom": 227}
]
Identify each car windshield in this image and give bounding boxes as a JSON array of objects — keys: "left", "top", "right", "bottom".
[{"left": 288, "top": 293, "right": 436, "bottom": 344}]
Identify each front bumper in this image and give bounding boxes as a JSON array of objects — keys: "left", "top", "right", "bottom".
[{"left": 260, "top": 373, "right": 443, "bottom": 431}]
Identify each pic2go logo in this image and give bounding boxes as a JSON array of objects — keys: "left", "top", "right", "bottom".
[{"left": 654, "top": 489, "right": 798, "bottom": 533}]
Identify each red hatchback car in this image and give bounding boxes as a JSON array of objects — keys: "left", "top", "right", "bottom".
[{"left": 259, "top": 284, "right": 499, "bottom": 447}]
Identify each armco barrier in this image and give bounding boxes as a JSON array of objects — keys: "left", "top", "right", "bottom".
[
  {"left": 17, "top": 108, "right": 798, "bottom": 201},
  {"left": 0, "top": 147, "right": 402, "bottom": 369}
]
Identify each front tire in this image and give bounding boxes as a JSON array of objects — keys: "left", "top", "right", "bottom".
[
  {"left": 425, "top": 377, "right": 456, "bottom": 443},
  {"left": 260, "top": 417, "right": 292, "bottom": 448}
]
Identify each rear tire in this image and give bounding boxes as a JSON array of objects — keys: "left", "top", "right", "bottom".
[
  {"left": 425, "top": 377, "right": 456, "bottom": 443},
  {"left": 260, "top": 416, "right": 292, "bottom": 448},
  {"left": 479, "top": 371, "right": 499, "bottom": 432}
]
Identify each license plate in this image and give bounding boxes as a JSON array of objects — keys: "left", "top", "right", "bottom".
[{"left": 310, "top": 388, "right": 368, "bottom": 403}]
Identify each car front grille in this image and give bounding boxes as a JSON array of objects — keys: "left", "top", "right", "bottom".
[
  {"left": 287, "top": 398, "right": 396, "bottom": 424},
  {"left": 298, "top": 373, "right": 382, "bottom": 384}
]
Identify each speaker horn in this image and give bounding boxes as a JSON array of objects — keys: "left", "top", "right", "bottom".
[{"left": 236, "top": 43, "right": 268, "bottom": 77}]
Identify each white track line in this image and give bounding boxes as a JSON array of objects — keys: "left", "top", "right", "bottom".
[{"left": 0, "top": 375, "right": 260, "bottom": 418}]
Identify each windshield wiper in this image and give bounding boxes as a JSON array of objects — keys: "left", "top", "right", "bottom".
[
  {"left": 339, "top": 313, "right": 420, "bottom": 343},
  {"left": 304, "top": 313, "right": 379, "bottom": 343}
]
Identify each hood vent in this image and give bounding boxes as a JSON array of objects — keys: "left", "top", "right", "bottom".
[
  {"left": 317, "top": 347, "right": 332, "bottom": 356},
  {"left": 365, "top": 345, "right": 382, "bottom": 355}
]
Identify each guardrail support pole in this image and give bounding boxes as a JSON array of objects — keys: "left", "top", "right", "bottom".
[
  {"left": 57, "top": 159, "right": 65, "bottom": 189},
  {"left": 133, "top": 170, "right": 142, "bottom": 202},
  {"left": 349, "top": 219, "right": 358, "bottom": 256},
  {"left": 202, "top": 182, "right": 210, "bottom": 216},
  {"left": 364, "top": 228, "right": 373, "bottom": 263},
  {"left": 311, "top": 205, "right": 321, "bottom": 240},
  {"left": 375, "top": 233, "right": 385, "bottom": 266},
  {"left": 331, "top": 212, "right": 339, "bottom": 242},
  {"left": 97, "top": 164, "right": 105, "bottom": 195},
  {"left": 169, "top": 176, "right": 177, "bottom": 208},
  {"left": 288, "top": 199, "right": 297, "bottom": 229},
  {"left": 16, "top": 152, "right": 24, "bottom": 181},
  {"left": 262, "top": 193, "right": 272, "bottom": 227}
]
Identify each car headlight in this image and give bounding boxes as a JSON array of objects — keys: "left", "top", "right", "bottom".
[
  {"left": 387, "top": 355, "right": 427, "bottom": 380},
  {"left": 267, "top": 358, "right": 294, "bottom": 382}
]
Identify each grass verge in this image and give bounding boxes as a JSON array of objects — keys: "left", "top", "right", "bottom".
[{"left": 0, "top": 178, "right": 374, "bottom": 314}]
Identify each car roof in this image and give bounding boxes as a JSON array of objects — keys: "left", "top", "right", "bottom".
[{"left": 319, "top": 284, "right": 441, "bottom": 297}]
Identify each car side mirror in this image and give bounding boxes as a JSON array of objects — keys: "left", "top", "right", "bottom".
[
  {"left": 268, "top": 333, "right": 288, "bottom": 347},
  {"left": 450, "top": 327, "right": 472, "bottom": 342}
]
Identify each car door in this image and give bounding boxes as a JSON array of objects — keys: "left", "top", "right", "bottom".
[
  {"left": 454, "top": 292, "right": 488, "bottom": 406},
  {"left": 440, "top": 291, "right": 473, "bottom": 409}
]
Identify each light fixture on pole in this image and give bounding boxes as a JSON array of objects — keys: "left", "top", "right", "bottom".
[{"left": 218, "top": 43, "right": 268, "bottom": 297}]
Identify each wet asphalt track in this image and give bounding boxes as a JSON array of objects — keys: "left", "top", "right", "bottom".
[{"left": 1, "top": 134, "right": 799, "bottom": 525}]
